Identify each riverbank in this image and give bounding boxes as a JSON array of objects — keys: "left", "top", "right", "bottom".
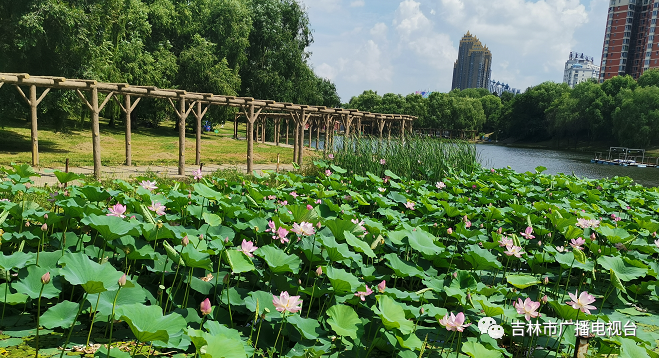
[{"left": 478, "top": 138, "right": 659, "bottom": 157}]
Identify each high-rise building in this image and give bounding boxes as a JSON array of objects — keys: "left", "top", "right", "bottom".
[
  {"left": 452, "top": 32, "right": 492, "bottom": 90},
  {"left": 488, "top": 80, "right": 521, "bottom": 96},
  {"left": 564, "top": 52, "right": 601, "bottom": 87},
  {"left": 599, "top": 0, "right": 659, "bottom": 82}
]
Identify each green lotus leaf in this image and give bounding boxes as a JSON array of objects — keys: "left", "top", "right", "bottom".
[
  {"left": 13, "top": 265, "right": 62, "bottom": 299},
  {"left": 506, "top": 275, "right": 541, "bottom": 289},
  {"left": 0, "top": 283, "right": 28, "bottom": 305},
  {"left": 344, "top": 231, "right": 375, "bottom": 258},
  {"left": 224, "top": 250, "right": 256, "bottom": 274},
  {"left": 59, "top": 252, "right": 123, "bottom": 294},
  {"left": 326, "top": 305, "right": 360, "bottom": 339},
  {"left": 384, "top": 253, "right": 425, "bottom": 279},
  {"left": 244, "top": 291, "right": 281, "bottom": 321},
  {"left": 598, "top": 256, "right": 647, "bottom": 281},
  {"left": 86, "top": 282, "right": 146, "bottom": 317},
  {"left": 180, "top": 245, "right": 213, "bottom": 271},
  {"left": 461, "top": 341, "right": 504, "bottom": 358},
  {"left": 254, "top": 245, "right": 301, "bottom": 274},
  {"left": 81, "top": 214, "right": 138, "bottom": 241},
  {"left": 377, "top": 295, "right": 414, "bottom": 335},
  {"left": 317, "top": 234, "right": 358, "bottom": 262},
  {"left": 288, "top": 314, "right": 323, "bottom": 340},
  {"left": 117, "top": 303, "right": 186, "bottom": 344},
  {"left": 39, "top": 300, "right": 79, "bottom": 329},
  {"left": 0, "top": 252, "right": 34, "bottom": 270},
  {"left": 326, "top": 266, "right": 362, "bottom": 294}
]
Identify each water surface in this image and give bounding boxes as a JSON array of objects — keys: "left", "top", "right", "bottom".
[{"left": 477, "top": 144, "right": 659, "bottom": 187}]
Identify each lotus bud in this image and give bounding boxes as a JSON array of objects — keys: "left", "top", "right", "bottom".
[
  {"left": 377, "top": 280, "right": 386, "bottom": 293},
  {"left": 497, "top": 227, "right": 503, "bottom": 234},
  {"left": 433, "top": 223, "right": 438, "bottom": 227},
  {"left": 41, "top": 272, "right": 51, "bottom": 285},
  {"left": 316, "top": 266, "right": 323, "bottom": 276},
  {"left": 653, "top": 232, "right": 657, "bottom": 238},
  {"left": 420, "top": 307, "right": 425, "bottom": 315},
  {"left": 199, "top": 234, "right": 203, "bottom": 240},
  {"left": 25, "top": 183, "right": 31, "bottom": 189},
  {"left": 590, "top": 232, "right": 596, "bottom": 240},
  {"left": 543, "top": 276, "right": 549, "bottom": 285},
  {"left": 25, "top": 221, "right": 30, "bottom": 227},
  {"left": 118, "top": 274, "right": 127, "bottom": 287},
  {"left": 224, "top": 237, "right": 230, "bottom": 243},
  {"left": 223, "top": 274, "right": 230, "bottom": 284},
  {"left": 200, "top": 298, "right": 212, "bottom": 316},
  {"left": 447, "top": 228, "right": 453, "bottom": 235},
  {"left": 316, "top": 221, "right": 321, "bottom": 229},
  {"left": 41, "top": 223, "right": 47, "bottom": 231},
  {"left": 541, "top": 295, "right": 548, "bottom": 304},
  {"left": 480, "top": 223, "right": 483, "bottom": 228},
  {"left": 453, "top": 272, "right": 458, "bottom": 278},
  {"left": 463, "top": 215, "right": 468, "bottom": 222},
  {"left": 44, "top": 214, "right": 48, "bottom": 219},
  {"left": 182, "top": 235, "right": 189, "bottom": 247},
  {"left": 538, "top": 241, "right": 542, "bottom": 246},
  {"left": 307, "top": 205, "right": 313, "bottom": 210}
]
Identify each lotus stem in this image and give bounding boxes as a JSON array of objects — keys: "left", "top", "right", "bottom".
[
  {"left": 59, "top": 292, "right": 89, "bottom": 358},
  {"left": 35, "top": 283, "right": 45, "bottom": 358}
]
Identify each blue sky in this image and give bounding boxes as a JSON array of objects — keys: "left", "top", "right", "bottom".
[{"left": 298, "top": 0, "right": 608, "bottom": 103}]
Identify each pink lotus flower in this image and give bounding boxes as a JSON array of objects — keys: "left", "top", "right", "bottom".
[
  {"left": 465, "top": 221, "right": 471, "bottom": 228},
  {"left": 541, "top": 295, "right": 548, "bottom": 304},
  {"left": 515, "top": 298, "right": 541, "bottom": 321},
  {"left": 107, "top": 203, "right": 127, "bottom": 218},
  {"left": 654, "top": 239, "right": 659, "bottom": 248},
  {"left": 148, "top": 201, "right": 166, "bottom": 216},
  {"left": 307, "top": 205, "right": 313, "bottom": 210},
  {"left": 273, "top": 291, "right": 303, "bottom": 313},
  {"left": 325, "top": 170, "right": 332, "bottom": 177},
  {"left": 504, "top": 244, "right": 525, "bottom": 258},
  {"left": 566, "top": 290, "right": 597, "bottom": 315},
  {"left": 377, "top": 280, "right": 386, "bottom": 293},
  {"left": 499, "top": 237, "right": 514, "bottom": 247},
  {"left": 521, "top": 227, "right": 535, "bottom": 240},
  {"left": 447, "top": 228, "right": 453, "bottom": 235},
  {"left": 200, "top": 298, "right": 212, "bottom": 315},
  {"left": 404, "top": 201, "right": 415, "bottom": 210},
  {"left": 266, "top": 220, "right": 276, "bottom": 233},
  {"left": 556, "top": 246, "right": 566, "bottom": 252},
  {"left": 140, "top": 180, "right": 157, "bottom": 191},
  {"left": 436, "top": 181, "right": 446, "bottom": 189},
  {"left": 379, "top": 159, "right": 386, "bottom": 165},
  {"left": 291, "top": 222, "right": 315, "bottom": 236},
  {"left": 290, "top": 192, "right": 299, "bottom": 198},
  {"left": 438, "top": 312, "right": 471, "bottom": 332},
  {"left": 328, "top": 154, "right": 335, "bottom": 159},
  {"left": 378, "top": 187, "right": 385, "bottom": 192},
  {"left": 192, "top": 169, "right": 203, "bottom": 180},
  {"left": 274, "top": 227, "right": 289, "bottom": 244},
  {"left": 576, "top": 218, "right": 590, "bottom": 229},
  {"left": 351, "top": 219, "right": 366, "bottom": 232},
  {"left": 355, "top": 285, "right": 374, "bottom": 301},
  {"left": 240, "top": 240, "right": 258, "bottom": 257},
  {"left": 267, "top": 195, "right": 276, "bottom": 200},
  {"left": 570, "top": 237, "right": 586, "bottom": 250}
]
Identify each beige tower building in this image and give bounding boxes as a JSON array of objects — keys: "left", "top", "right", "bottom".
[{"left": 452, "top": 32, "right": 492, "bottom": 90}]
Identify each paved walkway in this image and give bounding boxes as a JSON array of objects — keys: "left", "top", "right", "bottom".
[{"left": 30, "top": 163, "right": 296, "bottom": 187}]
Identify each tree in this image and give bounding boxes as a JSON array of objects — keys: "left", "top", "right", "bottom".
[
  {"left": 601, "top": 74, "right": 637, "bottom": 98},
  {"left": 348, "top": 90, "right": 382, "bottom": 112},
  {"left": 637, "top": 68, "right": 659, "bottom": 88},
  {"left": 479, "top": 95, "right": 502, "bottom": 133},
  {"left": 612, "top": 86, "right": 659, "bottom": 147}
]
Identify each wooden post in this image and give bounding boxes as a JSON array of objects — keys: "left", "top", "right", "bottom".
[
  {"left": 323, "top": 114, "right": 330, "bottom": 152},
  {"left": 286, "top": 119, "right": 290, "bottom": 145},
  {"left": 15, "top": 85, "right": 50, "bottom": 166},
  {"left": 296, "top": 109, "right": 311, "bottom": 165},
  {"left": 357, "top": 118, "right": 362, "bottom": 138},
  {"left": 114, "top": 94, "right": 140, "bottom": 166},
  {"left": 242, "top": 103, "right": 263, "bottom": 174},
  {"left": 293, "top": 118, "right": 298, "bottom": 162},
  {"left": 315, "top": 118, "right": 320, "bottom": 150},
  {"left": 76, "top": 88, "right": 114, "bottom": 179},
  {"left": 192, "top": 101, "right": 209, "bottom": 166},
  {"left": 308, "top": 122, "right": 312, "bottom": 148},
  {"left": 234, "top": 115, "right": 238, "bottom": 139},
  {"left": 262, "top": 118, "right": 266, "bottom": 144},
  {"left": 167, "top": 96, "right": 194, "bottom": 175},
  {"left": 275, "top": 118, "right": 280, "bottom": 146}
]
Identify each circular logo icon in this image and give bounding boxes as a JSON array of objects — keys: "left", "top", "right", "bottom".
[
  {"left": 487, "top": 324, "right": 505, "bottom": 339},
  {"left": 478, "top": 317, "right": 497, "bottom": 334}
]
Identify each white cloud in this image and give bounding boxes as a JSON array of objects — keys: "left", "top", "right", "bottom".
[
  {"left": 350, "top": 0, "right": 365, "bottom": 7},
  {"left": 393, "top": 0, "right": 433, "bottom": 40},
  {"left": 370, "top": 22, "right": 388, "bottom": 37},
  {"left": 316, "top": 63, "right": 339, "bottom": 80},
  {"left": 342, "top": 40, "right": 394, "bottom": 83},
  {"left": 438, "top": 0, "right": 589, "bottom": 79}
]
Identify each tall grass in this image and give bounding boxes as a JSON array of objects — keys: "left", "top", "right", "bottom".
[{"left": 329, "top": 135, "right": 479, "bottom": 182}]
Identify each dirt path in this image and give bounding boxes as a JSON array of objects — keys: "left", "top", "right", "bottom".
[{"left": 29, "top": 163, "right": 296, "bottom": 187}]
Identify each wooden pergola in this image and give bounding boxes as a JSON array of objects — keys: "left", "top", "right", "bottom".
[{"left": 0, "top": 73, "right": 415, "bottom": 178}]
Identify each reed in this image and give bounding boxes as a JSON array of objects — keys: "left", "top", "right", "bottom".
[{"left": 329, "top": 135, "right": 479, "bottom": 182}]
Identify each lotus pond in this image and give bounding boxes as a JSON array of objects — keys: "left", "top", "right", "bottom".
[{"left": 0, "top": 161, "right": 657, "bottom": 358}]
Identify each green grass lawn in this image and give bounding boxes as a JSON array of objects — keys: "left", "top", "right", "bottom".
[{"left": 0, "top": 117, "right": 299, "bottom": 167}]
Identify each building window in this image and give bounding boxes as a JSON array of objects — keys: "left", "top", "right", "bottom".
[
  {"left": 651, "top": 35, "right": 655, "bottom": 41},
  {"left": 626, "top": 24, "right": 633, "bottom": 30},
  {"left": 653, "top": 19, "right": 657, "bottom": 24},
  {"left": 645, "top": 59, "right": 651, "bottom": 65}
]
